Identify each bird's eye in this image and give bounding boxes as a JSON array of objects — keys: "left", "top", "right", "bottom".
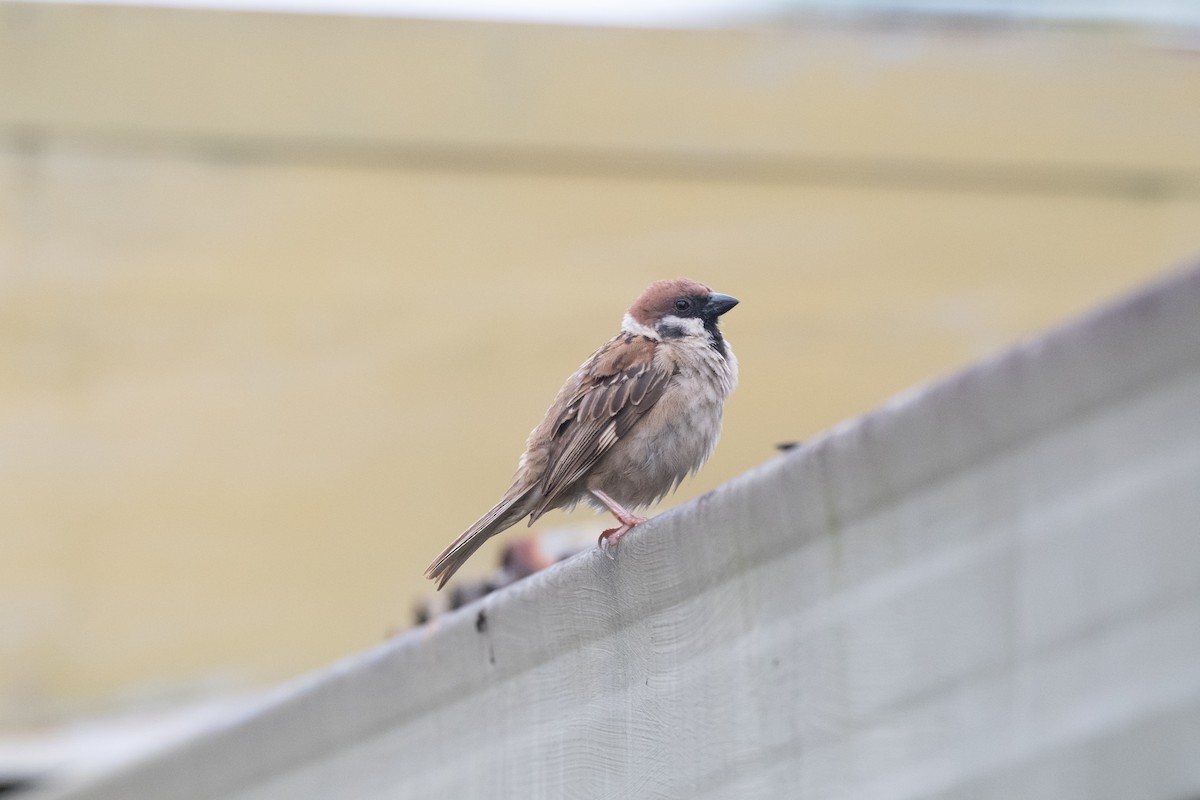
[{"left": 673, "top": 298, "right": 692, "bottom": 313}]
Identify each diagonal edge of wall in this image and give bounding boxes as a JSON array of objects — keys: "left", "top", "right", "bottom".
[{"left": 42, "top": 259, "right": 1200, "bottom": 799}]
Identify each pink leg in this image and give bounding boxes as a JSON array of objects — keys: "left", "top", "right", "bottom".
[{"left": 590, "top": 489, "right": 647, "bottom": 557}]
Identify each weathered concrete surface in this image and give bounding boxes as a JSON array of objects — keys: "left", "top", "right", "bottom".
[{"left": 38, "top": 262, "right": 1200, "bottom": 798}]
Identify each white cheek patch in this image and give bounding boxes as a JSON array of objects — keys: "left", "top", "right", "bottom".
[
  {"left": 621, "top": 313, "right": 660, "bottom": 338},
  {"left": 655, "top": 315, "right": 705, "bottom": 339}
]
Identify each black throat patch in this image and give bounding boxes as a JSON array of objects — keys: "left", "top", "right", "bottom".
[{"left": 704, "top": 318, "right": 728, "bottom": 358}]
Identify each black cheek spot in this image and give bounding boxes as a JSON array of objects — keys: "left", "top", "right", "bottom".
[
  {"left": 475, "top": 609, "right": 488, "bottom": 633},
  {"left": 659, "top": 323, "right": 687, "bottom": 339}
]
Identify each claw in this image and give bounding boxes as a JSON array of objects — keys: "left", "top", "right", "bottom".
[
  {"left": 598, "top": 526, "right": 623, "bottom": 559},
  {"left": 598, "top": 522, "right": 636, "bottom": 557},
  {"left": 598, "top": 528, "right": 619, "bottom": 560}
]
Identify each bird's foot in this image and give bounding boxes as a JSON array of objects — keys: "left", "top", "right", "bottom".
[
  {"left": 590, "top": 488, "right": 647, "bottom": 559},
  {"left": 598, "top": 525, "right": 625, "bottom": 558},
  {"left": 597, "top": 516, "right": 646, "bottom": 559}
]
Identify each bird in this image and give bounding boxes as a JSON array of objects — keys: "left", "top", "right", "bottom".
[{"left": 424, "top": 278, "right": 739, "bottom": 590}]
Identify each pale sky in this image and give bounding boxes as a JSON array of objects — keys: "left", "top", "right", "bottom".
[
  {"left": 20, "top": 0, "right": 1200, "bottom": 28},
  {"left": 23, "top": 0, "right": 776, "bottom": 26}
]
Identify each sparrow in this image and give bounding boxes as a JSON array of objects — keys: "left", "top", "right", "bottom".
[{"left": 425, "top": 278, "right": 739, "bottom": 589}]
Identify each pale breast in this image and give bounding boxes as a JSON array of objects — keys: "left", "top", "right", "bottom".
[{"left": 587, "top": 338, "right": 737, "bottom": 508}]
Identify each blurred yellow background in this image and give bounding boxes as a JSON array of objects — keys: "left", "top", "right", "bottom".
[{"left": 2, "top": 3, "right": 1198, "bottom": 728}]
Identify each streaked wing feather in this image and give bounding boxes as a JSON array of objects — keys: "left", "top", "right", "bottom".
[{"left": 531, "top": 345, "right": 673, "bottom": 519}]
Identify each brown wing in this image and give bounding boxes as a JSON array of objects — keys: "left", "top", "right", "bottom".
[{"left": 529, "top": 335, "right": 673, "bottom": 520}]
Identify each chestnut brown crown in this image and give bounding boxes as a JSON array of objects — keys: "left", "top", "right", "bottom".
[
  {"left": 627, "top": 278, "right": 738, "bottom": 331},
  {"left": 628, "top": 279, "right": 710, "bottom": 327}
]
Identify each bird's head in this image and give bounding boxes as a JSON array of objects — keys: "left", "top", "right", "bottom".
[{"left": 622, "top": 278, "right": 738, "bottom": 356}]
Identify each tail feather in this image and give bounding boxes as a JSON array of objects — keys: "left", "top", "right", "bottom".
[{"left": 425, "top": 487, "right": 536, "bottom": 590}]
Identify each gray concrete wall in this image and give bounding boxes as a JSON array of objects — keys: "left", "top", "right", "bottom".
[{"left": 39, "top": 262, "right": 1200, "bottom": 798}]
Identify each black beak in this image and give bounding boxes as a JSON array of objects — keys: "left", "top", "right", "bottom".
[{"left": 704, "top": 292, "right": 739, "bottom": 317}]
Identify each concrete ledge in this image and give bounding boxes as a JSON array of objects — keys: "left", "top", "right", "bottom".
[{"left": 43, "top": 261, "right": 1200, "bottom": 799}]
